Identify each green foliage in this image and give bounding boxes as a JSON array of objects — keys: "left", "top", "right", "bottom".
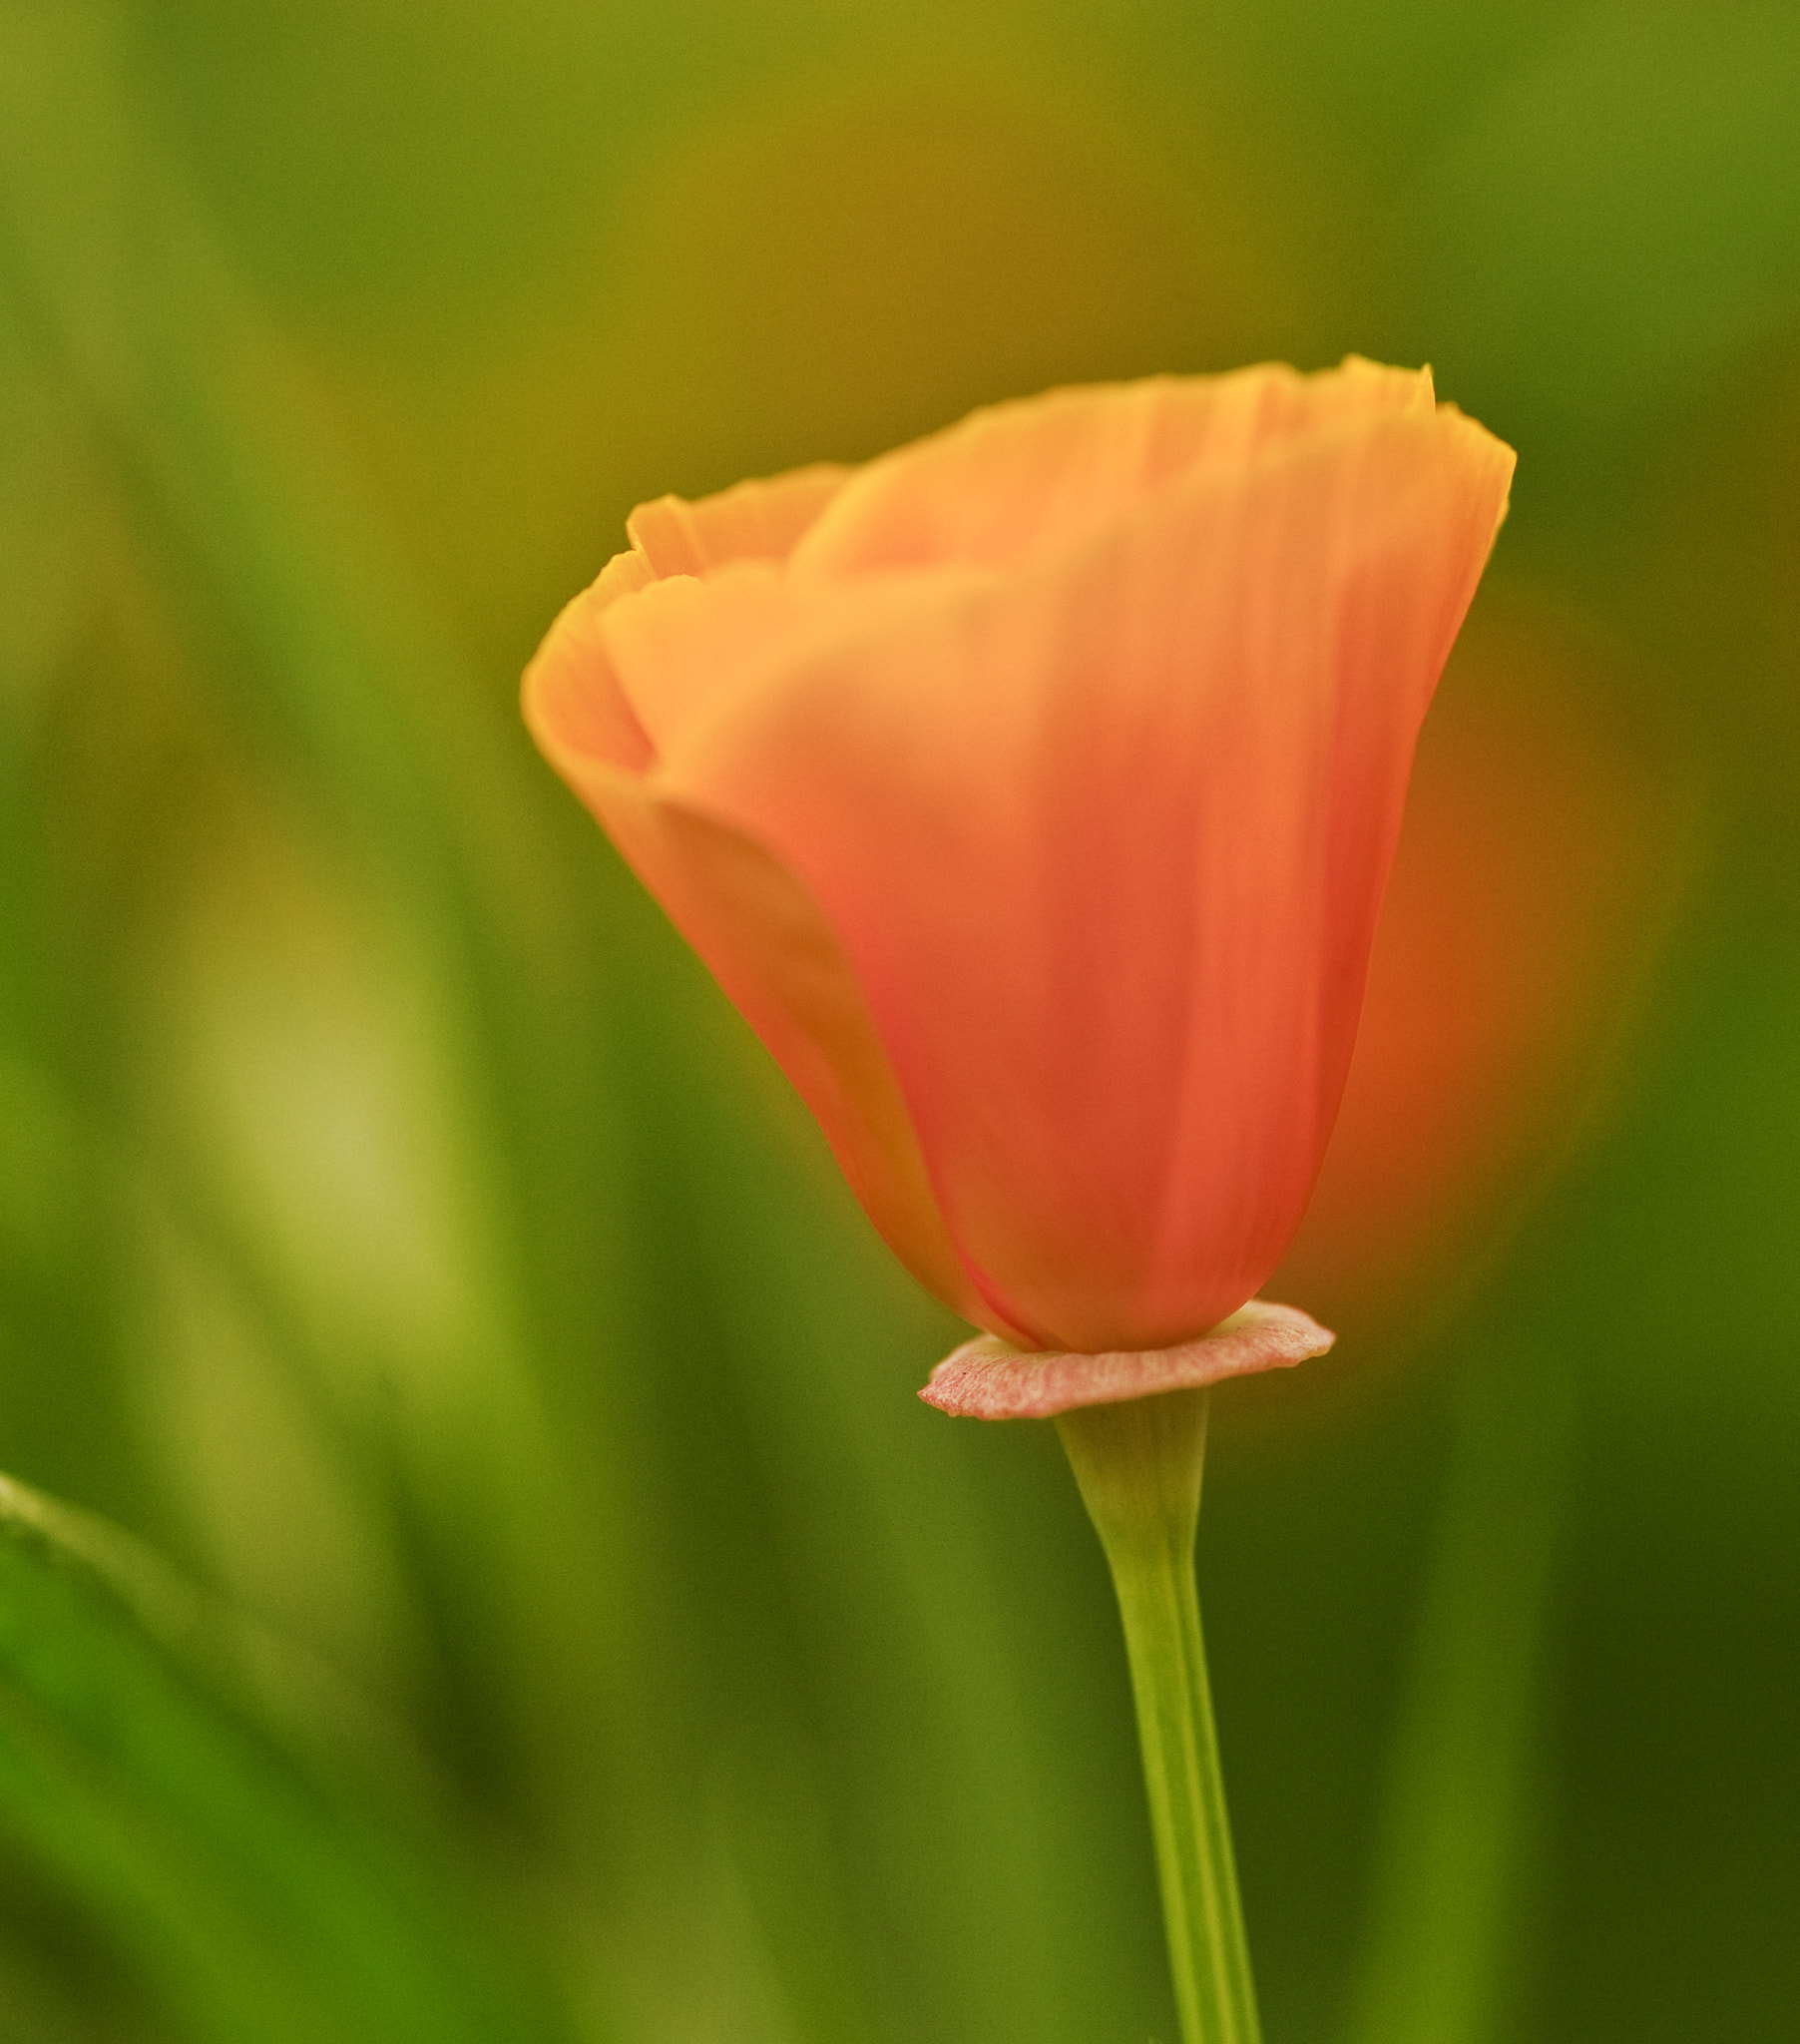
[{"left": 0, "top": 1476, "right": 575, "bottom": 2044}]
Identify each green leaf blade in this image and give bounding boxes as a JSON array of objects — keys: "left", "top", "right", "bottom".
[{"left": 0, "top": 1474, "right": 579, "bottom": 2044}]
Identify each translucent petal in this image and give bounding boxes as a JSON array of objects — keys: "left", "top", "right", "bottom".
[{"left": 659, "top": 407, "right": 1514, "bottom": 1350}]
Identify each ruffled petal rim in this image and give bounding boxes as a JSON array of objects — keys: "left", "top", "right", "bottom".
[{"left": 919, "top": 1299, "right": 1335, "bottom": 1420}]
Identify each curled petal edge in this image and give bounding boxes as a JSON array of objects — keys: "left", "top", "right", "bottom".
[{"left": 919, "top": 1299, "right": 1335, "bottom": 1421}]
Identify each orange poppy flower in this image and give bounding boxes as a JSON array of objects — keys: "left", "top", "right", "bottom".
[{"left": 525, "top": 360, "right": 1513, "bottom": 1398}]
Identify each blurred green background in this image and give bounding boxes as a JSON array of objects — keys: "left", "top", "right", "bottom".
[{"left": 1, "top": 1, "right": 1796, "bottom": 2040}]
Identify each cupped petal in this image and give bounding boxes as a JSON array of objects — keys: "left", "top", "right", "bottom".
[
  {"left": 599, "top": 567, "right": 781, "bottom": 758},
  {"left": 790, "top": 356, "right": 1436, "bottom": 580},
  {"left": 658, "top": 406, "right": 1515, "bottom": 1352},
  {"left": 628, "top": 462, "right": 855, "bottom": 577},
  {"left": 523, "top": 623, "right": 1000, "bottom": 1335},
  {"left": 523, "top": 574, "right": 658, "bottom": 775},
  {"left": 520, "top": 458, "right": 859, "bottom": 770},
  {"left": 596, "top": 559, "right": 988, "bottom": 758}
]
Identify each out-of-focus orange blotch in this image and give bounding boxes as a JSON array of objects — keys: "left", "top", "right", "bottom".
[{"left": 1270, "top": 593, "right": 1693, "bottom": 1354}]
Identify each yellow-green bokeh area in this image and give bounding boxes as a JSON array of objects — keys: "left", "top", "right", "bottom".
[{"left": 2, "top": 3, "right": 1797, "bottom": 2042}]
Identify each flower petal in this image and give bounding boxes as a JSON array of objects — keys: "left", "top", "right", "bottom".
[
  {"left": 790, "top": 357, "right": 1435, "bottom": 579},
  {"left": 521, "top": 459, "right": 859, "bottom": 770},
  {"left": 628, "top": 462, "right": 854, "bottom": 576},
  {"left": 658, "top": 406, "right": 1515, "bottom": 1352},
  {"left": 920, "top": 1299, "right": 1336, "bottom": 1420},
  {"left": 524, "top": 599, "right": 995, "bottom": 1331},
  {"left": 522, "top": 575, "right": 658, "bottom": 775},
  {"left": 596, "top": 560, "right": 985, "bottom": 757}
]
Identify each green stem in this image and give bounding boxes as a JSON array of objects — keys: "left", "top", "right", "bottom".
[{"left": 1057, "top": 1388, "right": 1261, "bottom": 2044}]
